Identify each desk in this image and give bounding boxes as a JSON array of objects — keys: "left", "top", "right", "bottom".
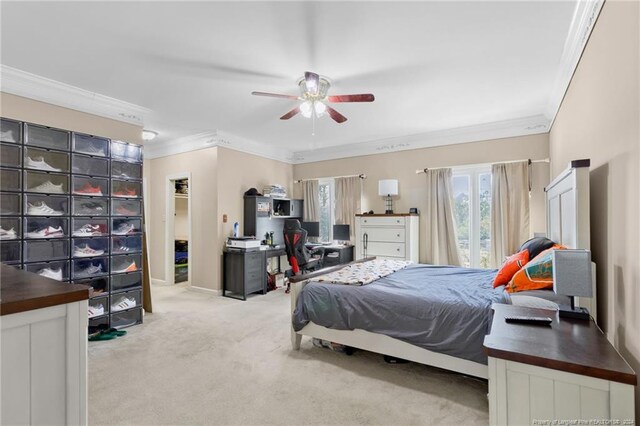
[
  {"left": 484, "top": 304, "right": 636, "bottom": 425},
  {"left": 319, "top": 244, "right": 354, "bottom": 266}
]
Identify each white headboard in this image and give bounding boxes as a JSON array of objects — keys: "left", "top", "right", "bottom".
[{"left": 545, "top": 159, "right": 596, "bottom": 321}]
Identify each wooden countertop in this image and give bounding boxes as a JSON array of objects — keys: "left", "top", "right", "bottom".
[
  {"left": 484, "top": 303, "right": 636, "bottom": 385},
  {"left": 1, "top": 264, "right": 92, "bottom": 316}
]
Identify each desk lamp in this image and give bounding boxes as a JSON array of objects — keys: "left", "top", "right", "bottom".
[
  {"left": 552, "top": 249, "right": 593, "bottom": 321},
  {"left": 378, "top": 179, "right": 399, "bottom": 214}
]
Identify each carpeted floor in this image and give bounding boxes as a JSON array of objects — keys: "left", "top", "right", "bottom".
[{"left": 88, "top": 284, "right": 489, "bottom": 425}]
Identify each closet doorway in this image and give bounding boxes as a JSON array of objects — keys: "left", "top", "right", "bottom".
[{"left": 165, "top": 173, "right": 192, "bottom": 286}]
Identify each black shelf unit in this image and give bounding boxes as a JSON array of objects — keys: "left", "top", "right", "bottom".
[{"left": 0, "top": 117, "right": 144, "bottom": 330}]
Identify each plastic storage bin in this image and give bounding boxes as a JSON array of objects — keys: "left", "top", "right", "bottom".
[
  {"left": 110, "top": 289, "right": 141, "bottom": 313},
  {"left": 111, "top": 161, "right": 142, "bottom": 180},
  {"left": 88, "top": 295, "right": 109, "bottom": 319},
  {"left": 1, "top": 193, "right": 21, "bottom": 215},
  {"left": 0, "top": 217, "right": 21, "bottom": 239},
  {"left": 111, "top": 218, "right": 141, "bottom": 235},
  {"left": 24, "top": 260, "right": 70, "bottom": 281},
  {"left": 0, "top": 143, "right": 21, "bottom": 168},
  {"left": 25, "top": 124, "right": 70, "bottom": 151},
  {"left": 111, "top": 199, "right": 141, "bottom": 217},
  {"left": 89, "top": 316, "right": 110, "bottom": 334},
  {"left": 112, "top": 180, "right": 141, "bottom": 198},
  {"left": 72, "top": 256, "right": 109, "bottom": 279},
  {"left": 24, "top": 147, "right": 69, "bottom": 173},
  {"left": 72, "top": 196, "right": 109, "bottom": 216},
  {"left": 111, "top": 271, "right": 142, "bottom": 293},
  {"left": 72, "top": 237, "right": 109, "bottom": 258},
  {"left": 111, "top": 235, "right": 142, "bottom": 254},
  {"left": 72, "top": 176, "right": 108, "bottom": 197},
  {"left": 110, "top": 140, "right": 142, "bottom": 163},
  {"left": 72, "top": 217, "right": 109, "bottom": 236},
  {"left": 74, "top": 276, "right": 109, "bottom": 297},
  {"left": 110, "top": 307, "right": 143, "bottom": 329},
  {"left": 111, "top": 253, "right": 141, "bottom": 274},
  {"left": 0, "top": 240, "right": 21, "bottom": 263},
  {"left": 73, "top": 133, "right": 109, "bottom": 157},
  {"left": 24, "top": 239, "right": 69, "bottom": 262},
  {"left": 72, "top": 154, "right": 109, "bottom": 177},
  {"left": 25, "top": 194, "right": 69, "bottom": 216},
  {"left": 1, "top": 168, "right": 21, "bottom": 192},
  {"left": 24, "top": 217, "right": 68, "bottom": 239},
  {"left": 24, "top": 170, "right": 68, "bottom": 194},
  {"left": 0, "top": 119, "right": 22, "bottom": 144}
]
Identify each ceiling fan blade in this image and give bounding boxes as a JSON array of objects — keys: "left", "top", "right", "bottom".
[
  {"left": 327, "top": 94, "right": 375, "bottom": 103},
  {"left": 326, "top": 106, "right": 348, "bottom": 123},
  {"left": 252, "top": 91, "right": 300, "bottom": 100},
  {"left": 280, "top": 107, "right": 301, "bottom": 120},
  {"left": 304, "top": 71, "right": 320, "bottom": 95}
]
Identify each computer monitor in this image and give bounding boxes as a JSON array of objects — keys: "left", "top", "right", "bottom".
[
  {"left": 301, "top": 221, "right": 320, "bottom": 238},
  {"left": 333, "top": 224, "right": 350, "bottom": 242}
]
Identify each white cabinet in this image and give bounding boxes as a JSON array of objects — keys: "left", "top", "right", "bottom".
[{"left": 355, "top": 214, "right": 419, "bottom": 262}]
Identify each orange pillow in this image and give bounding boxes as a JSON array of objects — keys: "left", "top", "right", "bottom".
[
  {"left": 493, "top": 250, "right": 529, "bottom": 288},
  {"left": 506, "top": 244, "right": 566, "bottom": 293}
]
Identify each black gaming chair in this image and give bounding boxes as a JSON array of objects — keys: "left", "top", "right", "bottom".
[{"left": 283, "top": 219, "right": 325, "bottom": 275}]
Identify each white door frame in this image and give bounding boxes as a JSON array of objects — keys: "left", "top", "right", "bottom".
[{"left": 165, "top": 172, "right": 192, "bottom": 286}]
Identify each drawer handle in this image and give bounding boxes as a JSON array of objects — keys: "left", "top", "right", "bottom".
[
  {"left": 397, "top": 234, "right": 400, "bottom": 237},
  {"left": 396, "top": 220, "right": 400, "bottom": 223},
  {"left": 397, "top": 248, "right": 400, "bottom": 252}
]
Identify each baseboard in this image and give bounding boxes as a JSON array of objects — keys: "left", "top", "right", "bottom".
[
  {"left": 151, "top": 278, "right": 168, "bottom": 286},
  {"left": 189, "top": 285, "right": 220, "bottom": 296}
]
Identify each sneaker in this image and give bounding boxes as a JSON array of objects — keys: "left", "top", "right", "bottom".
[
  {"left": 79, "top": 202, "right": 104, "bottom": 214},
  {"left": 72, "top": 224, "right": 102, "bottom": 236},
  {"left": 27, "top": 202, "right": 64, "bottom": 216},
  {"left": 73, "top": 244, "right": 105, "bottom": 258},
  {"left": 111, "top": 297, "right": 136, "bottom": 312},
  {"left": 113, "top": 261, "right": 137, "bottom": 273},
  {"left": 112, "top": 223, "right": 135, "bottom": 235},
  {"left": 112, "top": 187, "right": 137, "bottom": 197},
  {"left": 76, "top": 263, "right": 103, "bottom": 278},
  {"left": 73, "top": 183, "right": 103, "bottom": 196},
  {"left": 28, "top": 181, "right": 65, "bottom": 194},
  {"left": 80, "top": 144, "right": 105, "bottom": 156},
  {"left": 38, "top": 267, "right": 63, "bottom": 281},
  {"left": 25, "top": 226, "right": 64, "bottom": 238},
  {"left": 115, "top": 245, "right": 131, "bottom": 253},
  {"left": 0, "top": 129, "right": 17, "bottom": 142},
  {"left": 88, "top": 304, "right": 104, "bottom": 318},
  {"left": 115, "top": 205, "right": 136, "bottom": 216},
  {"left": 0, "top": 227, "right": 17, "bottom": 240},
  {"left": 26, "top": 156, "right": 62, "bottom": 172}
]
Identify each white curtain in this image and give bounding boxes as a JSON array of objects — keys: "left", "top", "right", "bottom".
[
  {"left": 425, "top": 168, "right": 461, "bottom": 266},
  {"left": 302, "top": 180, "right": 319, "bottom": 222},
  {"left": 490, "top": 161, "right": 530, "bottom": 268},
  {"left": 335, "top": 176, "right": 362, "bottom": 239}
]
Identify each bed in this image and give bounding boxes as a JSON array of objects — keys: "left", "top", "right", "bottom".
[{"left": 290, "top": 159, "right": 594, "bottom": 380}]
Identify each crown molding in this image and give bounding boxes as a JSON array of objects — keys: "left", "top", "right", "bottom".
[
  {"left": 0, "top": 65, "right": 150, "bottom": 126},
  {"left": 289, "top": 115, "right": 550, "bottom": 164},
  {"left": 545, "top": 0, "right": 604, "bottom": 125}
]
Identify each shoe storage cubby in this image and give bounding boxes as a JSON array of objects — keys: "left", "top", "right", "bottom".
[
  {"left": 24, "top": 260, "right": 70, "bottom": 281},
  {"left": 25, "top": 194, "right": 69, "bottom": 216},
  {"left": 1, "top": 143, "right": 22, "bottom": 168},
  {"left": 72, "top": 237, "right": 109, "bottom": 258},
  {"left": 72, "top": 176, "right": 108, "bottom": 197},
  {"left": 24, "top": 217, "right": 68, "bottom": 239},
  {"left": 1, "top": 117, "right": 144, "bottom": 330},
  {"left": 24, "top": 147, "right": 69, "bottom": 173},
  {"left": 111, "top": 235, "right": 142, "bottom": 254},
  {"left": 72, "top": 217, "right": 109, "bottom": 236},
  {"left": 1, "top": 118, "right": 22, "bottom": 143},
  {"left": 72, "top": 154, "right": 109, "bottom": 177},
  {"left": 72, "top": 196, "right": 109, "bottom": 216},
  {"left": 88, "top": 295, "right": 109, "bottom": 319},
  {"left": 24, "top": 170, "right": 68, "bottom": 194},
  {"left": 1, "top": 168, "right": 21, "bottom": 192}
]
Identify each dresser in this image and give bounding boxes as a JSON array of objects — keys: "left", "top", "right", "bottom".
[
  {"left": 223, "top": 248, "right": 267, "bottom": 300},
  {"left": 355, "top": 214, "right": 419, "bottom": 262},
  {"left": 484, "top": 304, "right": 636, "bottom": 425}
]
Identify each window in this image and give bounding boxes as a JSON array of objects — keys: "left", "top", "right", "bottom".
[
  {"left": 453, "top": 167, "right": 492, "bottom": 268},
  {"left": 318, "top": 179, "right": 335, "bottom": 242}
]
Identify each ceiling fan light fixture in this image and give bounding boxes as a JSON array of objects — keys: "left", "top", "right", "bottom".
[
  {"left": 142, "top": 130, "right": 158, "bottom": 141},
  {"left": 300, "top": 100, "right": 313, "bottom": 118},
  {"left": 314, "top": 101, "right": 327, "bottom": 117}
]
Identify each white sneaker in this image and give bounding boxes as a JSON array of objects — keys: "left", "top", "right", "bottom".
[
  {"left": 0, "top": 227, "right": 17, "bottom": 240},
  {"left": 26, "top": 156, "right": 62, "bottom": 172},
  {"left": 88, "top": 304, "right": 104, "bottom": 318},
  {"left": 76, "top": 263, "right": 103, "bottom": 278},
  {"left": 111, "top": 297, "right": 136, "bottom": 312},
  {"left": 72, "top": 224, "right": 101, "bottom": 236},
  {"left": 28, "top": 181, "right": 65, "bottom": 194},
  {"left": 27, "top": 202, "right": 64, "bottom": 216},
  {"left": 1, "top": 129, "right": 17, "bottom": 142},
  {"left": 38, "top": 267, "right": 63, "bottom": 281},
  {"left": 25, "top": 226, "right": 64, "bottom": 238},
  {"left": 73, "top": 244, "right": 105, "bottom": 258},
  {"left": 112, "top": 223, "right": 135, "bottom": 235}
]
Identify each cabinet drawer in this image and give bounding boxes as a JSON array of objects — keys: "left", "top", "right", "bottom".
[
  {"left": 359, "top": 216, "right": 405, "bottom": 227},
  {"left": 365, "top": 241, "right": 405, "bottom": 258},
  {"left": 360, "top": 228, "right": 405, "bottom": 243}
]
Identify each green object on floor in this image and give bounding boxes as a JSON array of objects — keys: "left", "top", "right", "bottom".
[
  {"left": 107, "top": 328, "right": 127, "bottom": 337},
  {"left": 88, "top": 328, "right": 127, "bottom": 341}
]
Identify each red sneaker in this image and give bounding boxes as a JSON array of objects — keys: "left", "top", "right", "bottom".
[{"left": 74, "top": 183, "right": 103, "bottom": 196}]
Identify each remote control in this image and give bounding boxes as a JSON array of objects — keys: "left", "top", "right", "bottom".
[{"left": 504, "top": 316, "right": 552, "bottom": 326}]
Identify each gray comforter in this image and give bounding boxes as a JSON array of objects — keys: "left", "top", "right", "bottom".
[{"left": 292, "top": 264, "right": 509, "bottom": 364}]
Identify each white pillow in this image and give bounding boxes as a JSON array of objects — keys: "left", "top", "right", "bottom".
[{"left": 509, "top": 295, "right": 559, "bottom": 311}]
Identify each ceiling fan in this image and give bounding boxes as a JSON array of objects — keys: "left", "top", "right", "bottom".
[{"left": 252, "top": 71, "right": 375, "bottom": 124}]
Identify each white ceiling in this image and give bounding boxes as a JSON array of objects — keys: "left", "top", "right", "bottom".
[{"left": 0, "top": 1, "right": 592, "bottom": 161}]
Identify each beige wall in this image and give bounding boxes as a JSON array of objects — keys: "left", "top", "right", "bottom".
[
  {"left": 549, "top": 0, "right": 640, "bottom": 416},
  {"left": 293, "top": 134, "right": 550, "bottom": 264}
]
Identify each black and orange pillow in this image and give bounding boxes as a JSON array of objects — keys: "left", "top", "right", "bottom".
[
  {"left": 493, "top": 249, "right": 529, "bottom": 288},
  {"left": 506, "top": 244, "right": 567, "bottom": 293}
]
